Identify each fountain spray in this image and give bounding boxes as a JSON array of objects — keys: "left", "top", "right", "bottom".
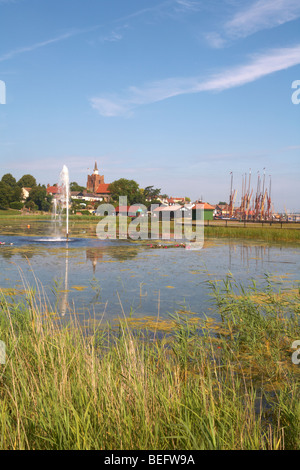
[{"left": 59, "top": 165, "right": 70, "bottom": 242}]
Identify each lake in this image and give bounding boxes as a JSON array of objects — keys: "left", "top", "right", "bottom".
[{"left": 0, "top": 226, "right": 299, "bottom": 326}]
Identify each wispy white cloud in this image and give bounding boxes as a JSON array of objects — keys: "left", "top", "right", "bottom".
[
  {"left": 90, "top": 97, "right": 130, "bottom": 118},
  {"left": 197, "top": 44, "right": 300, "bottom": 91},
  {"left": 90, "top": 76, "right": 199, "bottom": 117},
  {"left": 0, "top": 31, "right": 77, "bottom": 62},
  {"left": 0, "top": 25, "right": 100, "bottom": 62},
  {"left": 90, "top": 43, "right": 300, "bottom": 117},
  {"left": 226, "top": 0, "right": 300, "bottom": 39},
  {"left": 99, "top": 30, "right": 123, "bottom": 43},
  {"left": 205, "top": 0, "right": 300, "bottom": 47},
  {"left": 204, "top": 32, "right": 227, "bottom": 49},
  {"left": 113, "top": 0, "right": 202, "bottom": 26},
  {"left": 174, "top": 0, "right": 202, "bottom": 12},
  {"left": 0, "top": 1, "right": 198, "bottom": 62},
  {"left": 89, "top": 1, "right": 196, "bottom": 47},
  {"left": 112, "top": 0, "right": 173, "bottom": 25},
  {"left": 96, "top": 23, "right": 130, "bottom": 44},
  {"left": 283, "top": 145, "right": 300, "bottom": 151}
]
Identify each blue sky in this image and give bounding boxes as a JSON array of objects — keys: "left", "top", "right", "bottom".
[{"left": 0, "top": 0, "right": 299, "bottom": 211}]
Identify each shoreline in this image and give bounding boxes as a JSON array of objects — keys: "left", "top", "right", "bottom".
[{"left": 0, "top": 216, "right": 299, "bottom": 244}]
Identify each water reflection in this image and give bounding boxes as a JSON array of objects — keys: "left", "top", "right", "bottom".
[
  {"left": 57, "top": 247, "right": 69, "bottom": 316},
  {"left": 0, "top": 239, "right": 294, "bottom": 273},
  {"left": 86, "top": 248, "right": 104, "bottom": 274},
  {"left": 0, "top": 235, "right": 299, "bottom": 322},
  {"left": 228, "top": 243, "right": 271, "bottom": 269},
  {"left": 227, "top": 241, "right": 296, "bottom": 270}
]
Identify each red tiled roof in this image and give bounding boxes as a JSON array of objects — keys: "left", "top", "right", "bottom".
[
  {"left": 46, "top": 185, "right": 60, "bottom": 194},
  {"left": 193, "top": 203, "right": 215, "bottom": 210},
  {"left": 115, "top": 205, "right": 144, "bottom": 213},
  {"left": 167, "top": 197, "right": 185, "bottom": 203},
  {"left": 95, "top": 183, "right": 110, "bottom": 194}
]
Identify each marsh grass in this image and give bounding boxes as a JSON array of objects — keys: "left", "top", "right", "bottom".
[
  {"left": 0, "top": 277, "right": 299, "bottom": 450},
  {"left": 204, "top": 225, "right": 300, "bottom": 243},
  {"left": 1, "top": 214, "right": 300, "bottom": 242}
]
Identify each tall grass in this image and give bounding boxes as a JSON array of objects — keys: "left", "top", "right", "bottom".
[
  {"left": 204, "top": 225, "right": 300, "bottom": 242},
  {"left": 0, "top": 278, "right": 299, "bottom": 450},
  {"left": 1, "top": 213, "right": 299, "bottom": 243}
]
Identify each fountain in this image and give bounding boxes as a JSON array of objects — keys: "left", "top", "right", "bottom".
[
  {"left": 58, "top": 165, "right": 70, "bottom": 242},
  {"left": 37, "top": 165, "right": 70, "bottom": 242},
  {"left": 49, "top": 166, "right": 71, "bottom": 315},
  {"left": 51, "top": 196, "right": 62, "bottom": 238}
]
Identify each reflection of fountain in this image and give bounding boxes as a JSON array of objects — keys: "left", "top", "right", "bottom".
[{"left": 58, "top": 247, "right": 69, "bottom": 316}]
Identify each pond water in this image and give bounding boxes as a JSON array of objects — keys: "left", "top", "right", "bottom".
[{"left": 0, "top": 228, "right": 299, "bottom": 326}]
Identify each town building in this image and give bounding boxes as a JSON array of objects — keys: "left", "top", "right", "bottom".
[
  {"left": 21, "top": 187, "right": 32, "bottom": 201},
  {"left": 87, "top": 162, "right": 104, "bottom": 192},
  {"left": 86, "top": 162, "right": 111, "bottom": 202},
  {"left": 46, "top": 185, "right": 61, "bottom": 196},
  {"left": 192, "top": 202, "right": 215, "bottom": 221},
  {"left": 167, "top": 197, "right": 186, "bottom": 205},
  {"left": 153, "top": 204, "right": 193, "bottom": 219}
]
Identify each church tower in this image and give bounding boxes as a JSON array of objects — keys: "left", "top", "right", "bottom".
[
  {"left": 93, "top": 161, "right": 99, "bottom": 175},
  {"left": 87, "top": 161, "right": 104, "bottom": 192}
]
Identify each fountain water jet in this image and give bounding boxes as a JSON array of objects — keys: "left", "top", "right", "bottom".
[
  {"left": 45, "top": 165, "right": 70, "bottom": 242},
  {"left": 59, "top": 165, "right": 70, "bottom": 242},
  {"left": 33, "top": 165, "right": 71, "bottom": 243}
]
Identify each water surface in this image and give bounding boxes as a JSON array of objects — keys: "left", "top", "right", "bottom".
[{"left": 0, "top": 231, "right": 299, "bottom": 325}]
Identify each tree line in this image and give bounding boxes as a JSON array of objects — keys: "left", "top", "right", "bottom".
[
  {"left": 107, "top": 179, "right": 164, "bottom": 206},
  {"left": 0, "top": 173, "right": 52, "bottom": 211},
  {"left": 0, "top": 173, "right": 166, "bottom": 213}
]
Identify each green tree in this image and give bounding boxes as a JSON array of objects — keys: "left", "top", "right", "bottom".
[
  {"left": 25, "top": 200, "right": 37, "bottom": 211},
  {"left": 1, "top": 173, "right": 17, "bottom": 187},
  {"left": 17, "top": 174, "right": 37, "bottom": 188},
  {"left": 0, "top": 175, "right": 22, "bottom": 208},
  {"left": 70, "top": 181, "right": 86, "bottom": 192},
  {"left": 10, "top": 201, "right": 24, "bottom": 210},
  {"left": 0, "top": 182, "right": 10, "bottom": 209},
  {"left": 10, "top": 185, "right": 22, "bottom": 204},
  {"left": 109, "top": 178, "right": 143, "bottom": 206},
  {"left": 143, "top": 186, "right": 161, "bottom": 202},
  {"left": 25, "top": 185, "right": 52, "bottom": 211}
]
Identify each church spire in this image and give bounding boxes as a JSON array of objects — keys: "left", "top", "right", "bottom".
[{"left": 94, "top": 161, "right": 99, "bottom": 175}]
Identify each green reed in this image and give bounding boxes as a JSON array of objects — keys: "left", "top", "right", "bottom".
[
  {"left": 204, "top": 225, "right": 300, "bottom": 242},
  {"left": 0, "top": 277, "right": 299, "bottom": 450}
]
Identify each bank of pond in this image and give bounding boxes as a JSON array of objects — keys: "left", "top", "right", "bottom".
[{"left": 0, "top": 214, "right": 300, "bottom": 243}]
